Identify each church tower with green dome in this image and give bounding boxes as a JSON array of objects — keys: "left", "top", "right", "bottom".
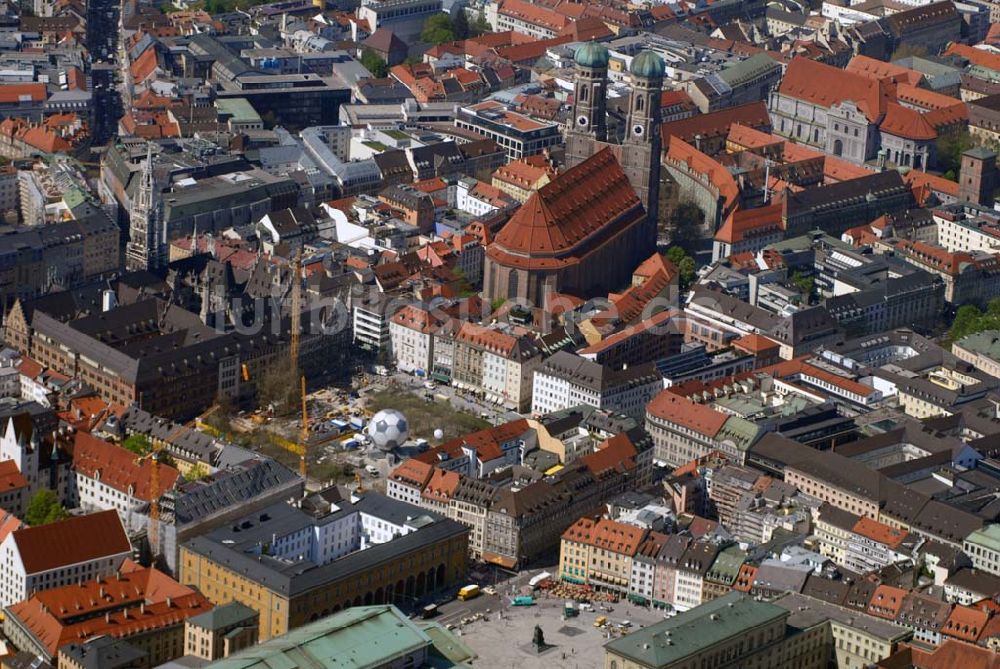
[
  {"left": 567, "top": 42, "right": 609, "bottom": 146},
  {"left": 566, "top": 43, "right": 664, "bottom": 241}
]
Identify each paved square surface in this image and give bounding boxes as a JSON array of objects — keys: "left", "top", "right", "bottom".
[{"left": 452, "top": 594, "right": 668, "bottom": 668}]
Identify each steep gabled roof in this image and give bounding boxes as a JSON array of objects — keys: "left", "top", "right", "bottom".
[
  {"left": 778, "top": 56, "right": 889, "bottom": 122},
  {"left": 12, "top": 510, "right": 130, "bottom": 574},
  {"left": 490, "top": 147, "right": 641, "bottom": 261},
  {"left": 72, "top": 432, "right": 179, "bottom": 502},
  {"left": 880, "top": 102, "right": 937, "bottom": 141}
]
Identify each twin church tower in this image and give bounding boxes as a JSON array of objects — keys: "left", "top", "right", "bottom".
[{"left": 565, "top": 43, "right": 665, "bottom": 228}]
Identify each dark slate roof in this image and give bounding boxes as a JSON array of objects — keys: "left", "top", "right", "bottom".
[
  {"left": 182, "top": 494, "right": 468, "bottom": 596},
  {"left": 161, "top": 457, "right": 302, "bottom": 526},
  {"left": 59, "top": 637, "right": 146, "bottom": 669},
  {"left": 362, "top": 28, "right": 407, "bottom": 53}
]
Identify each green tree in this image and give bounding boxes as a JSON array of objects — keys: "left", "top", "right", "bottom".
[
  {"left": 470, "top": 12, "right": 490, "bottom": 36},
  {"left": 360, "top": 48, "right": 388, "bottom": 78},
  {"left": 421, "top": 14, "right": 456, "bottom": 45},
  {"left": 186, "top": 463, "right": 210, "bottom": 481},
  {"left": 947, "top": 298, "right": 1000, "bottom": 342},
  {"left": 665, "top": 246, "right": 697, "bottom": 290},
  {"left": 26, "top": 489, "right": 67, "bottom": 526},
  {"left": 937, "top": 127, "right": 974, "bottom": 180},
  {"left": 791, "top": 271, "right": 816, "bottom": 303},
  {"left": 453, "top": 9, "right": 470, "bottom": 39},
  {"left": 668, "top": 201, "right": 706, "bottom": 246},
  {"left": 891, "top": 43, "right": 929, "bottom": 62},
  {"left": 122, "top": 433, "right": 151, "bottom": 456},
  {"left": 256, "top": 365, "right": 300, "bottom": 415}
]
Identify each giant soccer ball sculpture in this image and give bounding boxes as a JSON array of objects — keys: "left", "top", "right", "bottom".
[{"left": 367, "top": 409, "right": 409, "bottom": 451}]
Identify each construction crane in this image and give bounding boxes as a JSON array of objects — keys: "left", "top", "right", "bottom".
[
  {"left": 298, "top": 374, "right": 308, "bottom": 478},
  {"left": 140, "top": 404, "right": 220, "bottom": 563},
  {"left": 289, "top": 249, "right": 302, "bottom": 380},
  {"left": 269, "top": 433, "right": 306, "bottom": 478}
]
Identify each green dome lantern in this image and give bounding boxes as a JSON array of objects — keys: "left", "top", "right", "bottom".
[
  {"left": 631, "top": 49, "right": 665, "bottom": 79},
  {"left": 575, "top": 42, "right": 610, "bottom": 68}
]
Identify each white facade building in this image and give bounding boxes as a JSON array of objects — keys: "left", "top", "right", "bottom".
[
  {"left": 531, "top": 351, "right": 662, "bottom": 419},
  {"left": 0, "top": 510, "right": 130, "bottom": 608}
]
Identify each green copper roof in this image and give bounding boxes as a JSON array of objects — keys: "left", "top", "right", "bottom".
[
  {"left": 575, "top": 41, "right": 610, "bottom": 68},
  {"left": 207, "top": 606, "right": 441, "bottom": 669},
  {"left": 631, "top": 49, "right": 665, "bottom": 79},
  {"left": 604, "top": 592, "right": 788, "bottom": 667},
  {"left": 965, "top": 524, "right": 1000, "bottom": 552}
]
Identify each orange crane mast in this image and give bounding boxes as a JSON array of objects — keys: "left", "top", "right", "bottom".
[{"left": 143, "top": 404, "right": 219, "bottom": 562}]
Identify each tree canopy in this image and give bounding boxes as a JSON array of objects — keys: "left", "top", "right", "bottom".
[
  {"left": 421, "top": 14, "right": 456, "bottom": 45},
  {"left": 937, "top": 127, "right": 974, "bottom": 181},
  {"left": 949, "top": 299, "right": 1000, "bottom": 342},
  {"left": 26, "top": 488, "right": 67, "bottom": 526},
  {"left": 360, "top": 48, "right": 388, "bottom": 78},
  {"left": 122, "top": 433, "right": 151, "bottom": 456},
  {"left": 665, "top": 246, "right": 697, "bottom": 290}
]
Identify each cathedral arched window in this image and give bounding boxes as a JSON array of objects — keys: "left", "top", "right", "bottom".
[
  {"left": 635, "top": 95, "right": 644, "bottom": 112},
  {"left": 580, "top": 85, "right": 589, "bottom": 102},
  {"left": 507, "top": 271, "right": 519, "bottom": 298}
]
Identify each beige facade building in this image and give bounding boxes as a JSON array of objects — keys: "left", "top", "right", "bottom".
[
  {"left": 184, "top": 602, "right": 259, "bottom": 661},
  {"left": 559, "top": 517, "right": 646, "bottom": 591}
]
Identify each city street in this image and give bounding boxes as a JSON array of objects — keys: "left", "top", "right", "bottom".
[{"left": 86, "top": 0, "right": 122, "bottom": 146}]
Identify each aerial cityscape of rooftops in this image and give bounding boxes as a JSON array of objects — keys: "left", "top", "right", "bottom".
[{"left": 11, "top": 0, "right": 1000, "bottom": 667}]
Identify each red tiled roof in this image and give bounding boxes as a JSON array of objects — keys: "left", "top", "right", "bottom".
[
  {"left": 732, "top": 333, "right": 780, "bottom": 354},
  {"left": 715, "top": 202, "right": 784, "bottom": 244},
  {"left": 562, "top": 517, "right": 646, "bottom": 556},
  {"left": 904, "top": 169, "right": 959, "bottom": 203},
  {"left": 496, "top": 35, "right": 572, "bottom": 63},
  {"left": 944, "top": 43, "right": 1000, "bottom": 73},
  {"left": 0, "top": 461, "right": 28, "bottom": 494},
  {"left": 880, "top": 102, "right": 937, "bottom": 141},
  {"left": 894, "top": 83, "right": 962, "bottom": 111},
  {"left": 492, "top": 156, "right": 556, "bottom": 189},
  {"left": 7, "top": 566, "right": 211, "bottom": 657},
  {"left": 867, "top": 584, "right": 908, "bottom": 619},
  {"left": 824, "top": 155, "right": 872, "bottom": 183},
  {"left": 943, "top": 604, "right": 989, "bottom": 642},
  {"left": 762, "top": 357, "right": 877, "bottom": 398},
  {"left": 666, "top": 137, "right": 740, "bottom": 216},
  {"left": 845, "top": 55, "right": 924, "bottom": 85},
  {"left": 660, "top": 101, "right": 770, "bottom": 145},
  {"left": 894, "top": 238, "right": 996, "bottom": 275},
  {"left": 489, "top": 147, "right": 640, "bottom": 267},
  {"left": 0, "top": 506, "right": 22, "bottom": 544},
  {"left": 130, "top": 46, "right": 160, "bottom": 83},
  {"left": 557, "top": 15, "right": 613, "bottom": 41},
  {"left": 908, "top": 639, "right": 1000, "bottom": 669},
  {"left": 580, "top": 433, "right": 637, "bottom": 479},
  {"left": 390, "top": 304, "right": 451, "bottom": 335},
  {"left": 732, "top": 564, "right": 757, "bottom": 592},
  {"left": 0, "top": 83, "right": 46, "bottom": 104},
  {"left": 421, "top": 467, "right": 460, "bottom": 502},
  {"left": 852, "top": 516, "right": 906, "bottom": 549},
  {"left": 779, "top": 56, "right": 889, "bottom": 122},
  {"left": 497, "top": 0, "right": 570, "bottom": 31},
  {"left": 389, "top": 459, "right": 434, "bottom": 488},
  {"left": 646, "top": 389, "right": 728, "bottom": 437},
  {"left": 13, "top": 510, "right": 130, "bottom": 574},
  {"left": 72, "top": 432, "right": 179, "bottom": 502},
  {"left": 726, "top": 123, "right": 783, "bottom": 151},
  {"left": 17, "top": 356, "right": 42, "bottom": 380}
]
